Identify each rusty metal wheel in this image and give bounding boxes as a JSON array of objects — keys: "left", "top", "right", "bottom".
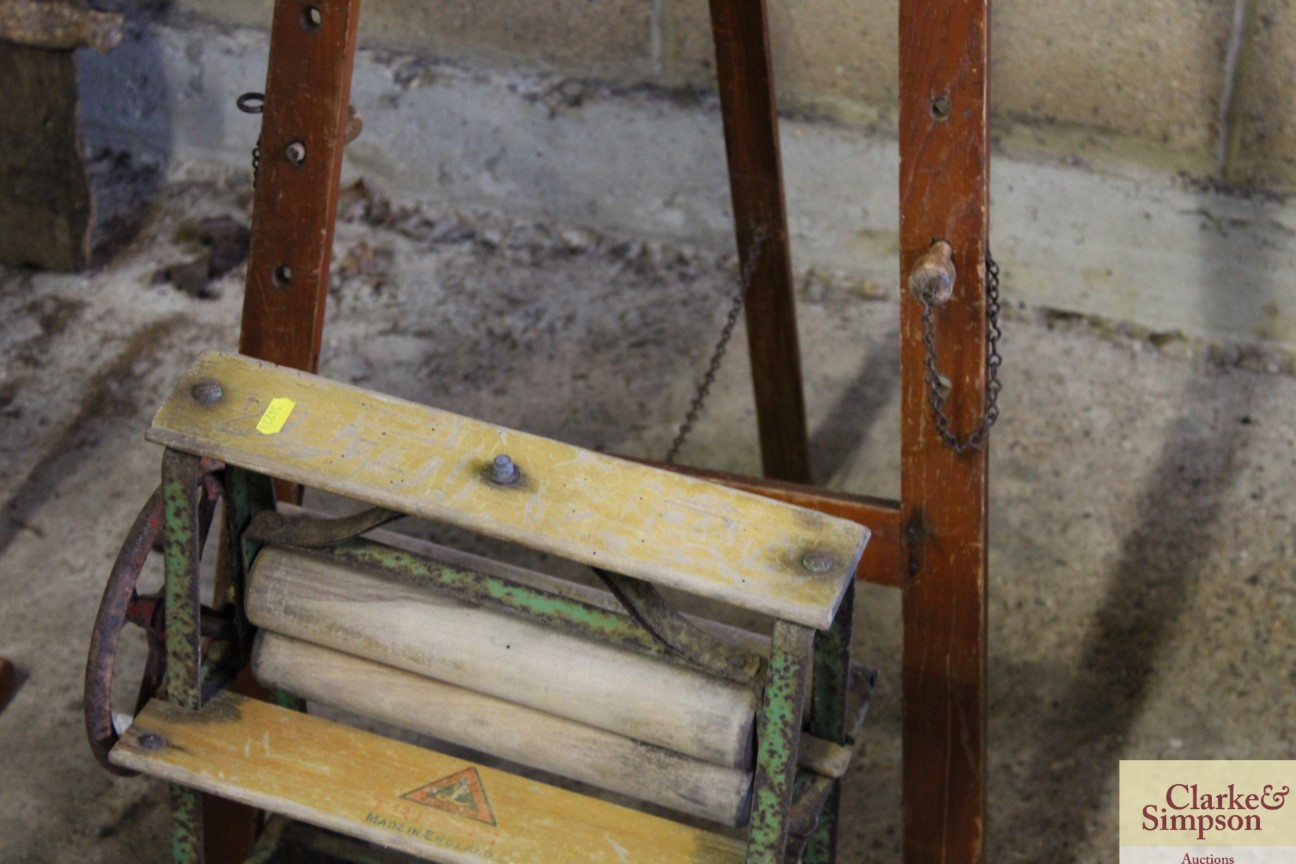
[
  {"left": 84, "top": 470, "right": 224, "bottom": 775},
  {"left": 84, "top": 486, "right": 165, "bottom": 775}
]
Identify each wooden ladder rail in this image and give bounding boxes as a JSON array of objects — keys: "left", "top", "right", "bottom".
[{"left": 898, "top": 0, "right": 992, "bottom": 862}]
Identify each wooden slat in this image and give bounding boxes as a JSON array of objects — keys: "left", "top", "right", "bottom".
[
  {"left": 707, "top": 0, "right": 811, "bottom": 484},
  {"left": 148, "top": 353, "right": 868, "bottom": 629},
  {"left": 630, "top": 458, "right": 902, "bottom": 589},
  {"left": 898, "top": 0, "right": 991, "bottom": 861},
  {"left": 111, "top": 692, "right": 745, "bottom": 864}
]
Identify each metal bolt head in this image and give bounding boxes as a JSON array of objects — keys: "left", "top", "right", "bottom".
[
  {"left": 490, "top": 454, "right": 521, "bottom": 486},
  {"left": 285, "top": 140, "right": 307, "bottom": 165},
  {"left": 137, "top": 732, "right": 166, "bottom": 751},
  {"left": 190, "top": 380, "right": 223, "bottom": 405},
  {"left": 800, "top": 550, "right": 837, "bottom": 574}
]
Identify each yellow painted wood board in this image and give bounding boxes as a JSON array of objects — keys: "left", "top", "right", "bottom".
[
  {"left": 147, "top": 352, "right": 869, "bottom": 629},
  {"left": 111, "top": 692, "right": 746, "bottom": 864}
]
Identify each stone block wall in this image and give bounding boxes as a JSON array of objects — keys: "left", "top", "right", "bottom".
[{"left": 173, "top": 0, "right": 1288, "bottom": 192}]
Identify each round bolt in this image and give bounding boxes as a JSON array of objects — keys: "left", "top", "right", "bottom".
[
  {"left": 190, "top": 380, "right": 224, "bottom": 405},
  {"left": 490, "top": 454, "right": 521, "bottom": 486},
  {"left": 137, "top": 732, "right": 166, "bottom": 751},
  {"left": 800, "top": 550, "right": 837, "bottom": 574},
  {"left": 285, "top": 140, "right": 307, "bottom": 166},
  {"left": 908, "top": 240, "right": 956, "bottom": 306}
]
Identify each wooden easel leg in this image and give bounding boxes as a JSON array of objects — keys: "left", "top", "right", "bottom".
[
  {"left": 707, "top": 0, "right": 810, "bottom": 484},
  {"left": 898, "top": 0, "right": 991, "bottom": 861}
]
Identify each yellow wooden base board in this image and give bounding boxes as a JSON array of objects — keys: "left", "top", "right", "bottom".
[{"left": 111, "top": 692, "right": 745, "bottom": 864}]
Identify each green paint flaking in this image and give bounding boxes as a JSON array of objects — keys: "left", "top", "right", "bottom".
[
  {"left": 746, "top": 622, "right": 813, "bottom": 864},
  {"left": 161, "top": 450, "right": 203, "bottom": 712},
  {"left": 169, "top": 783, "right": 202, "bottom": 864}
]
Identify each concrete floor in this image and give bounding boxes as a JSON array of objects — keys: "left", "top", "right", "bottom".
[{"left": 1, "top": 162, "right": 1294, "bottom": 863}]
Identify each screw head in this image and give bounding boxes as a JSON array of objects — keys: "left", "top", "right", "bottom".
[
  {"left": 190, "top": 380, "right": 223, "bottom": 405},
  {"left": 137, "top": 732, "right": 166, "bottom": 751},
  {"left": 490, "top": 454, "right": 521, "bottom": 486},
  {"left": 285, "top": 140, "right": 307, "bottom": 165},
  {"left": 800, "top": 550, "right": 837, "bottom": 574}
]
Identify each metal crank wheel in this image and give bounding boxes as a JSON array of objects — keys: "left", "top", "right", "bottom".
[{"left": 84, "top": 469, "right": 224, "bottom": 775}]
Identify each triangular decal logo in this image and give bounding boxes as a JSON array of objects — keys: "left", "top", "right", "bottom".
[{"left": 402, "top": 767, "right": 497, "bottom": 826}]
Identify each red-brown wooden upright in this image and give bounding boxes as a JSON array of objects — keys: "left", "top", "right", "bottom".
[
  {"left": 239, "top": 0, "right": 361, "bottom": 376},
  {"left": 211, "top": 3, "right": 363, "bottom": 860},
  {"left": 898, "top": 0, "right": 991, "bottom": 861}
]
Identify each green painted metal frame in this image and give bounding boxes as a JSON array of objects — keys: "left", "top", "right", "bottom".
[
  {"left": 746, "top": 621, "right": 815, "bottom": 863},
  {"left": 159, "top": 453, "right": 285, "bottom": 864},
  {"left": 161, "top": 449, "right": 210, "bottom": 864}
]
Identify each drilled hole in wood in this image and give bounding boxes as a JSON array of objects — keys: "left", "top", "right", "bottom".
[
  {"left": 301, "top": 5, "right": 322, "bottom": 31},
  {"left": 272, "top": 264, "right": 294, "bottom": 290},
  {"left": 931, "top": 95, "right": 951, "bottom": 121}
]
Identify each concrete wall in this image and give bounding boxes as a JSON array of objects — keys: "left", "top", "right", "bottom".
[
  {"left": 73, "top": 4, "right": 1296, "bottom": 363},
  {"left": 171, "top": 0, "right": 1287, "bottom": 192}
]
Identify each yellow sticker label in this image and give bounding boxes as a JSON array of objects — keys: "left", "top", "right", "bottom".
[{"left": 255, "top": 397, "right": 296, "bottom": 435}]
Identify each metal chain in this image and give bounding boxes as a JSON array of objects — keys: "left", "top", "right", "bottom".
[
  {"left": 236, "top": 92, "right": 265, "bottom": 187},
  {"left": 663, "top": 230, "right": 766, "bottom": 463},
  {"left": 920, "top": 251, "right": 1003, "bottom": 453}
]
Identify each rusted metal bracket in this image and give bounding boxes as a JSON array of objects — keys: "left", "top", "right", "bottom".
[
  {"left": 244, "top": 506, "right": 404, "bottom": 548},
  {"left": 595, "top": 568, "right": 764, "bottom": 684}
]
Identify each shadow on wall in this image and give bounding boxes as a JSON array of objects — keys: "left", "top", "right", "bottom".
[
  {"left": 809, "top": 329, "right": 899, "bottom": 487},
  {"left": 76, "top": 9, "right": 174, "bottom": 264}
]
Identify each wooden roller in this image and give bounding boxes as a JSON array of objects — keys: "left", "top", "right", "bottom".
[
  {"left": 252, "top": 631, "right": 754, "bottom": 825},
  {"left": 245, "top": 546, "right": 759, "bottom": 768}
]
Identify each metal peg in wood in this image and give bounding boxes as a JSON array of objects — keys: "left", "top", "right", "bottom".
[
  {"left": 908, "top": 240, "right": 956, "bottom": 306},
  {"left": 490, "top": 454, "right": 521, "bottom": 486}
]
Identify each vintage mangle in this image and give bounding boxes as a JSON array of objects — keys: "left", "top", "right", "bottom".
[{"left": 83, "top": 1, "right": 995, "bottom": 862}]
